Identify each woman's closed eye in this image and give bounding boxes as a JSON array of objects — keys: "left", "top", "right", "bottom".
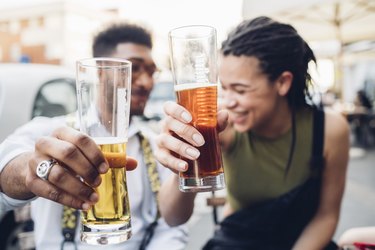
[{"left": 232, "top": 85, "right": 255, "bottom": 94}]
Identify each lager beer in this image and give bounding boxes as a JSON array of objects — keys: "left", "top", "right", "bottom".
[
  {"left": 76, "top": 58, "right": 132, "bottom": 245},
  {"left": 175, "top": 83, "right": 225, "bottom": 191},
  {"left": 81, "top": 138, "right": 131, "bottom": 244}
]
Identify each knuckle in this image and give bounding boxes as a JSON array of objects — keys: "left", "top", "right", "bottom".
[
  {"left": 90, "top": 153, "right": 105, "bottom": 167},
  {"left": 156, "top": 134, "right": 167, "bottom": 147},
  {"left": 155, "top": 135, "right": 162, "bottom": 147},
  {"left": 78, "top": 186, "right": 93, "bottom": 200},
  {"left": 164, "top": 116, "right": 174, "bottom": 129},
  {"left": 83, "top": 167, "right": 99, "bottom": 183},
  {"left": 52, "top": 126, "right": 74, "bottom": 139},
  {"left": 168, "top": 117, "right": 192, "bottom": 136},
  {"left": 25, "top": 174, "right": 36, "bottom": 191},
  {"left": 157, "top": 150, "right": 169, "bottom": 166},
  {"left": 176, "top": 141, "right": 188, "bottom": 155},
  {"left": 48, "top": 166, "right": 67, "bottom": 183},
  {"left": 53, "top": 126, "right": 67, "bottom": 136},
  {"left": 74, "top": 133, "right": 93, "bottom": 147},
  {"left": 70, "top": 199, "right": 83, "bottom": 210},
  {"left": 60, "top": 144, "right": 79, "bottom": 160},
  {"left": 48, "top": 188, "right": 63, "bottom": 202},
  {"left": 35, "top": 137, "right": 49, "bottom": 151},
  {"left": 179, "top": 123, "right": 192, "bottom": 135},
  {"left": 163, "top": 101, "right": 173, "bottom": 114},
  {"left": 159, "top": 119, "right": 168, "bottom": 132}
]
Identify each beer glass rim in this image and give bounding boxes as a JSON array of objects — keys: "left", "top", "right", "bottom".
[
  {"left": 77, "top": 57, "right": 132, "bottom": 69},
  {"left": 168, "top": 25, "right": 216, "bottom": 40}
]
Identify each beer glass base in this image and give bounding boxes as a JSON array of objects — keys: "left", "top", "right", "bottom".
[
  {"left": 179, "top": 173, "right": 225, "bottom": 192},
  {"left": 81, "top": 223, "right": 132, "bottom": 245}
]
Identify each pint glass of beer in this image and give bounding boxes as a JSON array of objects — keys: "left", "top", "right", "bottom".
[
  {"left": 169, "top": 25, "right": 225, "bottom": 192},
  {"left": 76, "top": 58, "right": 132, "bottom": 245}
]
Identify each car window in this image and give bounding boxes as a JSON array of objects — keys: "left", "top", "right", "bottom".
[
  {"left": 32, "top": 78, "right": 76, "bottom": 118},
  {"left": 143, "top": 82, "right": 175, "bottom": 120},
  {"left": 149, "top": 82, "right": 175, "bottom": 101}
]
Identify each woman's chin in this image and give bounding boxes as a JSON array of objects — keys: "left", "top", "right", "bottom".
[{"left": 233, "top": 123, "right": 251, "bottom": 133}]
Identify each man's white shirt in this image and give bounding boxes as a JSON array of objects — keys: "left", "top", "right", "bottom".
[{"left": 0, "top": 116, "right": 187, "bottom": 250}]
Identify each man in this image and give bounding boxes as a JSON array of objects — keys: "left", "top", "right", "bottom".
[{"left": 0, "top": 23, "right": 187, "bottom": 250}]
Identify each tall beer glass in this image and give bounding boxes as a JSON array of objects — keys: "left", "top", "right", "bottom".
[
  {"left": 169, "top": 25, "right": 225, "bottom": 192},
  {"left": 76, "top": 58, "right": 132, "bottom": 245}
]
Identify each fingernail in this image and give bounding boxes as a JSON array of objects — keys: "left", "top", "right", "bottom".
[
  {"left": 89, "top": 192, "right": 99, "bottom": 203},
  {"left": 186, "top": 148, "right": 200, "bottom": 159},
  {"left": 99, "top": 162, "right": 108, "bottom": 173},
  {"left": 82, "top": 203, "right": 91, "bottom": 211},
  {"left": 93, "top": 176, "right": 101, "bottom": 187},
  {"left": 178, "top": 162, "right": 187, "bottom": 171},
  {"left": 181, "top": 112, "right": 192, "bottom": 123},
  {"left": 192, "top": 133, "right": 204, "bottom": 146}
]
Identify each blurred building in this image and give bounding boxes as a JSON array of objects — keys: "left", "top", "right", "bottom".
[{"left": 0, "top": 0, "right": 119, "bottom": 66}]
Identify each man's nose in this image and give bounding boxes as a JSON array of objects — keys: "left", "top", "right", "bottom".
[{"left": 134, "top": 72, "right": 154, "bottom": 88}]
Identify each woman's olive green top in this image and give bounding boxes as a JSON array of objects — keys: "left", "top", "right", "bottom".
[{"left": 224, "top": 108, "right": 314, "bottom": 212}]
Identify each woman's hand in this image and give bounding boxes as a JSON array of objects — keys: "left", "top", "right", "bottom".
[{"left": 155, "top": 101, "right": 228, "bottom": 173}]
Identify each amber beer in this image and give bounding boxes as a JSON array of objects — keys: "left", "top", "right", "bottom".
[
  {"left": 81, "top": 138, "right": 131, "bottom": 244},
  {"left": 175, "top": 83, "right": 225, "bottom": 191}
]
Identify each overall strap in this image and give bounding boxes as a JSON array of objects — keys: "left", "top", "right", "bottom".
[
  {"left": 310, "top": 107, "right": 325, "bottom": 174},
  {"left": 137, "top": 131, "right": 161, "bottom": 250},
  {"left": 61, "top": 112, "right": 79, "bottom": 250},
  {"left": 60, "top": 207, "right": 78, "bottom": 250}
]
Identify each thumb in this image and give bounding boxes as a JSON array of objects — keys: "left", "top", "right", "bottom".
[{"left": 217, "top": 109, "right": 229, "bottom": 132}]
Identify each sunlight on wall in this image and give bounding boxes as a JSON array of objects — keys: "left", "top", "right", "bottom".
[{"left": 118, "top": 0, "right": 243, "bottom": 70}]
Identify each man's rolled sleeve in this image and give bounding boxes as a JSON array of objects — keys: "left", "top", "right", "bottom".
[{"left": 0, "top": 139, "right": 35, "bottom": 216}]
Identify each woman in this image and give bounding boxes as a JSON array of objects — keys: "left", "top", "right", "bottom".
[{"left": 156, "top": 16, "right": 349, "bottom": 249}]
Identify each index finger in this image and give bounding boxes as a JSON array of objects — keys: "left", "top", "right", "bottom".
[
  {"left": 126, "top": 156, "right": 137, "bottom": 171},
  {"left": 163, "top": 101, "right": 192, "bottom": 124},
  {"left": 52, "top": 126, "right": 108, "bottom": 174}
]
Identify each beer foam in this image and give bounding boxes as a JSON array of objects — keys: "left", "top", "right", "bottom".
[
  {"left": 174, "top": 82, "right": 217, "bottom": 92},
  {"left": 93, "top": 137, "right": 127, "bottom": 145}
]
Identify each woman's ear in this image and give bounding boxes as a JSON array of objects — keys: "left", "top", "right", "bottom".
[{"left": 276, "top": 71, "right": 293, "bottom": 96}]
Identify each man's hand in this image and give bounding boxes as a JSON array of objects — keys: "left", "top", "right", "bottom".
[{"left": 0, "top": 126, "right": 137, "bottom": 210}]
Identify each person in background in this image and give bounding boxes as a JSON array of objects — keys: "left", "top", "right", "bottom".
[
  {"left": 0, "top": 23, "right": 187, "bottom": 250},
  {"left": 155, "top": 16, "right": 349, "bottom": 249},
  {"left": 351, "top": 90, "right": 374, "bottom": 147},
  {"left": 338, "top": 227, "right": 375, "bottom": 249},
  {"left": 355, "top": 90, "right": 373, "bottom": 111}
]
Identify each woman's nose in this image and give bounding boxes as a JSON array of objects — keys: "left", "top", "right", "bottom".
[
  {"left": 222, "top": 91, "right": 237, "bottom": 108},
  {"left": 225, "top": 99, "right": 237, "bottom": 109}
]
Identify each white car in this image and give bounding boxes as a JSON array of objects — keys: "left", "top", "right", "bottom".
[
  {"left": 0, "top": 63, "right": 76, "bottom": 142},
  {"left": 144, "top": 81, "right": 175, "bottom": 120},
  {"left": 0, "top": 64, "right": 176, "bottom": 141},
  {"left": 0, "top": 63, "right": 76, "bottom": 249}
]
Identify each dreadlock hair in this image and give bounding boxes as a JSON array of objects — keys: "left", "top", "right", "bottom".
[
  {"left": 221, "top": 16, "right": 316, "bottom": 109},
  {"left": 93, "top": 23, "right": 152, "bottom": 57},
  {"left": 221, "top": 16, "right": 317, "bottom": 176}
]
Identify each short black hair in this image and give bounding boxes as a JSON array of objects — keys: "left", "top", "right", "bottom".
[{"left": 92, "top": 23, "right": 152, "bottom": 57}]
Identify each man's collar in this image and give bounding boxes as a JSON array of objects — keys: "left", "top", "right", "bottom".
[{"left": 128, "top": 118, "right": 141, "bottom": 138}]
